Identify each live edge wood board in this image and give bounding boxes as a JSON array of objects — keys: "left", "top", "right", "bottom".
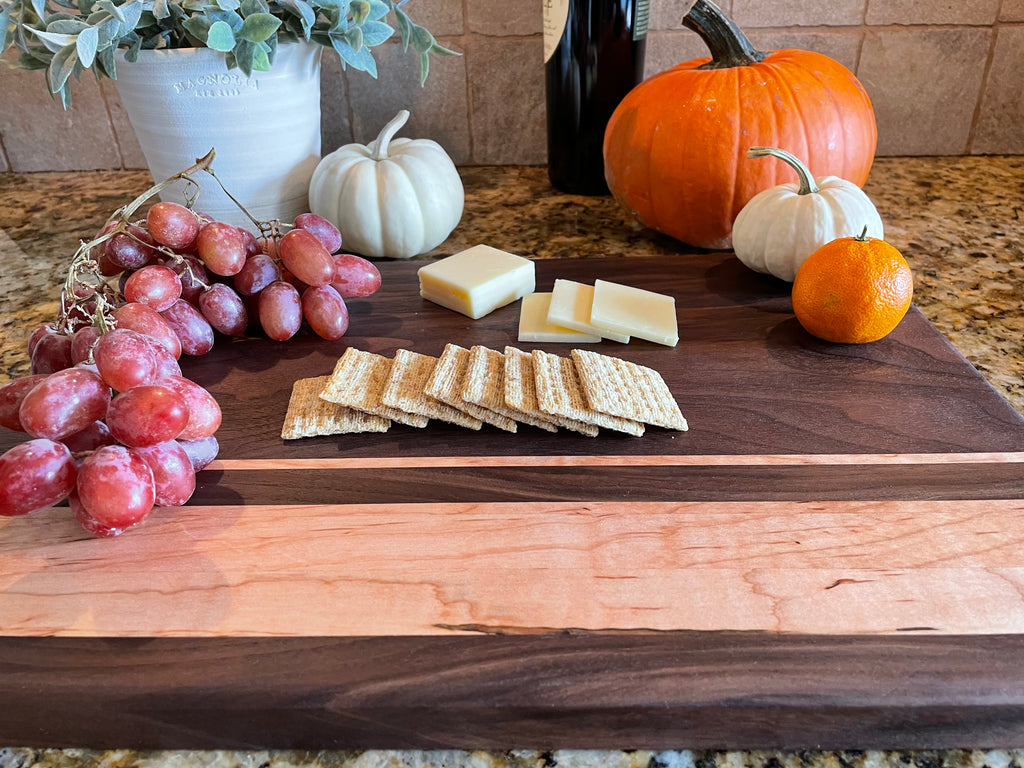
[{"left": 2, "top": 254, "right": 1024, "bottom": 749}]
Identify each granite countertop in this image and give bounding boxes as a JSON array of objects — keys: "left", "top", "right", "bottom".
[{"left": 1, "top": 159, "right": 1023, "bottom": 768}]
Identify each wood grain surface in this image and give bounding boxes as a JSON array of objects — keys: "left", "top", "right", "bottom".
[{"left": 2, "top": 254, "right": 1024, "bottom": 747}]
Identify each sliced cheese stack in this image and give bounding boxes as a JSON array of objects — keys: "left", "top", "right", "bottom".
[{"left": 417, "top": 244, "right": 535, "bottom": 319}]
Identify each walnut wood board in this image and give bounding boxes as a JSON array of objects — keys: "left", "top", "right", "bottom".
[{"left": 2, "top": 253, "right": 1024, "bottom": 749}]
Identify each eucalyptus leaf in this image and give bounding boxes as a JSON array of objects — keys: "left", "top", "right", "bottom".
[
  {"left": 75, "top": 23, "right": 97, "bottom": 65},
  {"left": 152, "top": 0, "right": 170, "bottom": 19},
  {"left": 392, "top": 4, "right": 409, "bottom": 50},
  {"left": 332, "top": 33, "right": 374, "bottom": 75},
  {"left": 30, "top": 28, "right": 78, "bottom": 52},
  {"left": 205, "top": 18, "right": 234, "bottom": 49},
  {"left": 349, "top": 0, "right": 368, "bottom": 24},
  {"left": 96, "top": 42, "right": 116, "bottom": 76},
  {"left": 251, "top": 39, "right": 269, "bottom": 69},
  {"left": 409, "top": 22, "right": 430, "bottom": 53},
  {"left": 0, "top": 9, "right": 9, "bottom": 51},
  {"left": 232, "top": 36, "right": 255, "bottom": 74},
  {"left": 46, "top": 41, "right": 77, "bottom": 91},
  {"left": 341, "top": 23, "right": 359, "bottom": 50},
  {"left": 238, "top": 11, "right": 279, "bottom": 41},
  {"left": 358, "top": 19, "right": 391, "bottom": 46},
  {"left": 239, "top": 0, "right": 268, "bottom": 16},
  {"left": 181, "top": 14, "right": 210, "bottom": 39},
  {"left": 93, "top": 0, "right": 124, "bottom": 23},
  {"left": 46, "top": 18, "right": 88, "bottom": 33},
  {"left": 365, "top": 0, "right": 388, "bottom": 22},
  {"left": 29, "top": 0, "right": 45, "bottom": 19},
  {"left": 213, "top": 0, "right": 242, "bottom": 10}
]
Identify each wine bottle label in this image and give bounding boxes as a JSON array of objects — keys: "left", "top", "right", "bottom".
[
  {"left": 633, "top": 0, "right": 650, "bottom": 40},
  {"left": 542, "top": 0, "right": 570, "bottom": 63}
]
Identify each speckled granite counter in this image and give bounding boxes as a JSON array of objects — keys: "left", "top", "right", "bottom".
[
  {"left": 1, "top": 157, "right": 1021, "bottom": 412},
  {"left": 1, "top": 160, "right": 1023, "bottom": 768}
]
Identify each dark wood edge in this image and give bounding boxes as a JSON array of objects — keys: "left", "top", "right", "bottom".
[{"left": 4, "top": 632, "right": 1024, "bottom": 750}]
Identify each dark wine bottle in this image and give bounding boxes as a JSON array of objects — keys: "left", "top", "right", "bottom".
[{"left": 544, "top": 0, "right": 650, "bottom": 195}]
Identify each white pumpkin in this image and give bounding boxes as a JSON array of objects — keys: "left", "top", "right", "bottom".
[
  {"left": 732, "top": 146, "right": 884, "bottom": 282},
  {"left": 308, "top": 110, "right": 464, "bottom": 259}
]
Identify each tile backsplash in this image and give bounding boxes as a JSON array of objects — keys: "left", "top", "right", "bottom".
[{"left": 1, "top": 0, "right": 1022, "bottom": 173}]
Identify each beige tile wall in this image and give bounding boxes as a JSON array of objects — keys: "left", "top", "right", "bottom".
[{"left": 1, "top": 0, "right": 1022, "bottom": 172}]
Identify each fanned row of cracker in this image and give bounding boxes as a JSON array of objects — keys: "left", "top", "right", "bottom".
[{"left": 282, "top": 344, "right": 688, "bottom": 440}]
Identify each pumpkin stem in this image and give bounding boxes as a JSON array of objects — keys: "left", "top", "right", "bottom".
[
  {"left": 748, "top": 146, "right": 820, "bottom": 195},
  {"left": 684, "top": 0, "right": 767, "bottom": 69},
  {"left": 371, "top": 109, "right": 411, "bottom": 161}
]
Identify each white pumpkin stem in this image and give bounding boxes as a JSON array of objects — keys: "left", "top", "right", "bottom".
[
  {"left": 372, "top": 109, "right": 411, "bottom": 161},
  {"left": 747, "top": 146, "right": 820, "bottom": 195}
]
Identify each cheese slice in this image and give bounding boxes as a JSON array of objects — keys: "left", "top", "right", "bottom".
[
  {"left": 417, "top": 244, "right": 535, "bottom": 319},
  {"left": 518, "top": 292, "right": 601, "bottom": 343},
  {"left": 546, "top": 279, "right": 630, "bottom": 343},
  {"left": 589, "top": 278, "right": 679, "bottom": 347}
]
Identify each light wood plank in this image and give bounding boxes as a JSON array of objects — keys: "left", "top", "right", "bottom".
[{"left": 3, "top": 499, "right": 1024, "bottom": 637}]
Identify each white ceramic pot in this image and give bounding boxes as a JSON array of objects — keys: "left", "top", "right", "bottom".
[{"left": 114, "top": 43, "right": 323, "bottom": 230}]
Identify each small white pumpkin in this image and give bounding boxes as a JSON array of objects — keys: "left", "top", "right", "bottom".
[
  {"left": 309, "top": 109, "right": 464, "bottom": 259},
  {"left": 732, "top": 146, "right": 884, "bottom": 282}
]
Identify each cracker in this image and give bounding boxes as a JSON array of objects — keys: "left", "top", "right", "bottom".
[
  {"left": 426, "top": 344, "right": 518, "bottom": 433},
  {"left": 570, "top": 349, "right": 688, "bottom": 431},
  {"left": 382, "top": 349, "right": 483, "bottom": 430},
  {"left": 531, "top": 349, "right": 645, "bottom": 436},
  {"left": 503, "top": 346, "right": 599, "bottom": 437},
  {"left": 464, "top": 346, "right": 557, "bottom": 433},
  {"left": 281, "top": 376, "right": 390, "bottom": 439},
  {"left": 320, "top": 347, "right": 429, "bottom": 428}
]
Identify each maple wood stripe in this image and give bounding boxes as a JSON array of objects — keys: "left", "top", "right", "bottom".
[{"left": 207, "top": 451, "right": 1024, "bottom": 472}]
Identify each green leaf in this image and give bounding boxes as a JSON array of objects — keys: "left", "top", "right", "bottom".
[
  {"left": 232, "top": 37, "right": 255, "bottom": 75},
  {"left": 349, "top": 0, "right": 369, "bottom": 24},
  {"left": 251, "top": 39, "right": 270, "bottom": 69},
  {"left": 120, "top": 1, "right": 144, "bottom": 32},
  {"left": 0, "top": 8, "right": 10, "bottom": 52},
  {"left": 365, "top": 0, "right": 389, "bottom": 22},
  {"left": 45, "top": 18, "right": 89, "bottom": 34},
  {"left": 409, "top": 22, "right": 431, "bottom": 53},
  {"left": 30, "top": 0, "right": 47, "bottom": 20},
  {"left": 238, "top": 11, "right": 279, "bottom": 42},
  {"left": 76, "top": 24, "right": 98, "bottom": 66},
  {"left": 96, "top": 43, "right": 116, "bottom": 76},
  {"left": 276, "top": 0, "right": 315, "bottom": 35},
  {"left": 181, "top": 14, "right": 211, "bottom": 40},
  {"left": 30, "top": 28, "right": 79, "bottom": 53},
  {"left": 213, "top": 0, "right": 242, "bottom": 11},
  {"left": 332, "top": 34, "right": 375, "bottom": 75},
  {"left": 206, "top": 19, "right": 235, "bottom": 49},
  {"left": 240, "top": 0, "right": 269, "bottom": 16},
  {"left": 419, "top": 48, "right": 428, "bottom": 86},
  {"left": 151, "top": 0, "right": 170, "bottom": 19},
  {"left": 93, "top": 0, "right": 125, "bottom": 23},
  {"left": 47, "top": 42, "right": 78, "bottom": 93},
  {"left": 358, "top": 19, "right": 391, "bottom": 46},
  {"left": 342, "top": 23, "right": 360, "bottom": 50},
  {"left": 393, "top": 5, "right": 409, "bottom": 50}
]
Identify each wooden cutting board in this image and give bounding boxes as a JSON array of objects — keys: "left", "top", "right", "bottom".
[{"left": 2, "top": 253, "right": 1024, "bottom": 749}]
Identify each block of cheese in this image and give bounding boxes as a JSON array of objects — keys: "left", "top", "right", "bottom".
[
  {"left": 589, "top": 278, "right": 679, "bottom": 347},
  {"left": 518, "top": 292, "right": 601, "bottom": 343},
  {"left": 417, "top": 244, "right": 535, "bottom": 319},
  {"left": 546, "top": 279, "right": 630, "bottom": 343}
]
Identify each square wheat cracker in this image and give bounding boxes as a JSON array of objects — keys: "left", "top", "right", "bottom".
[
  {"left": 504, "top": 346, "right": 598, "bottom": 437},
  {"left": 570, "top": 349, "right": 688, "bottom": 431},
  {"left": 426, "top": 344, "right": 517, "bottom": 432},
  {"left": 382, "top": 349, "right": 483, "bottom": 430},
  {"left": 281, "top": 376, "right": 390, "bottom": 439},
  {"left": 464, "top": 346, "right": 557, "bottom": 432},
  {"left": 321, "top": 347, "right": 428, "bottom": 428},
  {"left": 531, "top": 349, "right": 645, "bottom": 436}
]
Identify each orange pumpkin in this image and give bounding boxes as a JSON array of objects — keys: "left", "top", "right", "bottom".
[{"left": 603, "top": 0, "right": 877, "bottom": 250}]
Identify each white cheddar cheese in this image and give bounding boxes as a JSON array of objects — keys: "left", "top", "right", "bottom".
[
  {"left": 518, "top": 292, "right": 601, "bottom": 343},
  {"left": 417, "top": 244, "right": 535, "bottom": 319},
  {"left": 589, "top": 279, "right": 679, "bottom": 347},
  {"left": 546, "top": 279, "right": 630, "bottom": 343}
]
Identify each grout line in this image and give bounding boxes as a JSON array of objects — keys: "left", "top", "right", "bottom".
[
  {"left": 0, "top": 132, "right": 11, "bottom": 173},
  {"left": 96, "top": 80, "right": 127, "bottom": 171},
  {"left": 967, "top": 14, "right": 1003, "bottom": 154}
]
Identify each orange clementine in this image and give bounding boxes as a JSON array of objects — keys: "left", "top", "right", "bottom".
[{"left": 791, "top": 231, "right": 913, "bottom": 344}]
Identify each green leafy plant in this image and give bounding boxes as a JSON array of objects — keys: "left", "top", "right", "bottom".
[{"left": 0, "top": 0, "right": 456, "bottom": 107}]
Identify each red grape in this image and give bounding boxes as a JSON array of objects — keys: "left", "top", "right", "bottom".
[
  {"left": 131, "top": 440, "right": 196, "bottom": 506},
  {"left": 196, "top": 221, "right": 247, "bottom": 276},
  {"left": 106, "top": 384, "right": 190, "bottom": 447},
  {"left": 199, "top": 283, "right": 248, "bottom": 336},
  {"left": 331, "top": 254, "right": 382, "bottom": 298},
  {"left": 164, "top": 255, "right": 209, "bottom": 305},
  {"left": 178, "top": 435, "right": 219, "bottom": 471},
  {"left": 70, "top": 325, "right": 102, "bottom": 364},
  {"left": 30, "top": 330, "right": 73, "bottom": 374},
  {"left": 113, "top": 302, "right": 183, "bottom": 359},
  {"left": 158, "top": 375, "right": 222, "bottom": 440},
  {"left": 234, "top": 253, "right": 281, "bottom": 296},
  {"left": 294, "top": 213, "right": 342, "bottom": 254},
  {"left": 123, "top": 264, "right": 183, "bottom": 312},
  {"left": 147, "top": 201, "right": 200, "bottom": 250},
  {"left": 301, "top": 285, "right": 349, "bottom": 340},
  {"left": 93, "top": 328, "right": 159, "bottom": 391},
  {"left": 19, "top": 367, "right": 111, "bottom": 440},
  {"left": 27, "top": 324, "right": 54, "bottom": 358},
  {"left": 76, "top": 445, "right": 155, "bottom": 529},
  {"left": 239, "top": 228, "right": 262, "bottom": 257},
  {"left": 258, "top": 281, "right": 302, "bottom": 341},
  {"left": 104, "top": 226, "right": 156, "bottom": 271},
  {"left": 160, "top": 299, "right": 215, "bottom": 356},
  {"left": 71, "top": 490, "right": 125, "bottom": 537},
  {"left": 277, "top": 228, "right": 335, "bottom": 287},
  {"left": 62, "top": 419, "right": 117, "bottom": 454},
  {"left": 145, "top": 335, "right": 183, "bottom": 380},
  {"left": 0, "top": 374, "right": 48, "bottom": 431},
  {"left": 0, "top": 438, "right": 77, "bottom": 516}
]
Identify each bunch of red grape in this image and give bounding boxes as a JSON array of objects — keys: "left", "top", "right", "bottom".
[{"left": 0, "top": 196, "right": 382, "bottom": 536}]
